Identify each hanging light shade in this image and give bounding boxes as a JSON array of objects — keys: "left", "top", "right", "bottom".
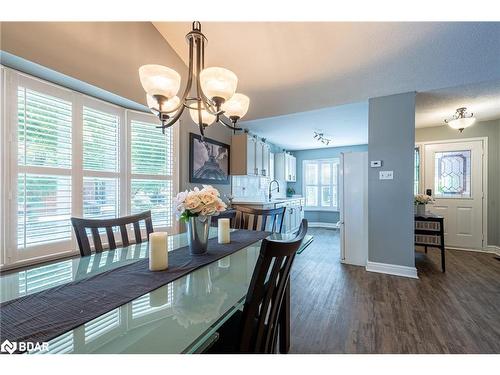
[
  {"left": 147, "top": 94, "right": 180, "bottom": 113},
  {"left": 138, "top": 22, "right": 249, "bottom": 138},
  {"left": 445, "top": 107, "right": 476, "bottom": 133},
  {"left": 222, "top": 93, "right": 250, "bottom": 120},
  {"left": 189, "top": 104, "right": 216, "bottom": 127},
  {"left": 200, "top": 67, "right": 238, "bottom": 104},
  {"left": 139, "top": 64, "right": 181, "bottom": 99}
]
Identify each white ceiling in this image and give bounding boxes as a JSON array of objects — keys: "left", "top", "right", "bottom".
[
  {"left": 416, "top": 80, "right": 500, "bottom": 128},
  {"left": 239, "top": 101, "right": 368, "bottom": 150},
  {"left": 153, "top": 22, "right": 500, "bottom": 122}
]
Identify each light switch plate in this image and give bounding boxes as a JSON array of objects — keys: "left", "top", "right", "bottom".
[
  {"left": 379, "top": 171, "right": 394, "bottom": 180},
  {"left": 370, "top": 160, "right": 382, "bottom": 168}
]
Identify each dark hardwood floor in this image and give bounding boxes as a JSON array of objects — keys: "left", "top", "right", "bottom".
[{"left": 289, "top": 228, "right": 500, "bottom": 353}]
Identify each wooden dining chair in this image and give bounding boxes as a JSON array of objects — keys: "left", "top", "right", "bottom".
[
  {"left": 210, "top": 209, "right": 238, "bottom": 228},
  {"left": 234, "top": 206, "right": 286, "bottom": 233},
  {"left": 206, "top": 219, "right": 308, "bottom": 354},
  {"left": 71, "top": 211, "right": 154, "bottom": 257}
]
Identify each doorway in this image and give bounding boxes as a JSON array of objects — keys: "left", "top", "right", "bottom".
[{"left": 422, "top": 139, "right": 486, "bottom": 250}]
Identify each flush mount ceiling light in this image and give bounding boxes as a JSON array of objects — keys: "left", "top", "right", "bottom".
[
  {"left": 444, "top": 107, "right": 476, "bottom": 133},
  {"left": 139, "top": 22, "right": 250, "bottom": 137},
  {"left": 313, "top": 131, "right": 332, "bottom": 146}
]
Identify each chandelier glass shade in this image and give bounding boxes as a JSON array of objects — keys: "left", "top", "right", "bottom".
[
  {"left": 138, "top": 22, "right": 249, "bottom": 137},
  {"left": 222, "top": 93, "right": 250, "bottom": 120},
  {"left": 139, "top": 65, "right": 181, "bottom": 99},
  {"left": 444, "top": 107, "right": 475, "bottom": 132},
  {"left": 147, "top": 94, "right": 180, "bottom": 114},
  {"left": 189, "top": 103, "right": 217, "bottom": 127},
  {"left": 199, "top": 67, "right": 238, "bottom": 103}
]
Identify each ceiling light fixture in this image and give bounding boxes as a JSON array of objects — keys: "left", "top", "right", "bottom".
[
  {"left": 444, "top": 107, "right": 475, "bottom": 133},
  {"left": 313, "top": 132, "right": 332, "bottom": 146},
  {"left": 138, "top": 22, "right": 250, "bottom": 137}
]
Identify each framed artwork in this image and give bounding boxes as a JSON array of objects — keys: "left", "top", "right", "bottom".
[{"left": 189, "top": 133, "right": 230, "bottom": 185}]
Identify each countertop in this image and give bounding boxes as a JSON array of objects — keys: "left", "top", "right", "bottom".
[{"left": 231, "top": 197, "right": 303, "bottom": 205}]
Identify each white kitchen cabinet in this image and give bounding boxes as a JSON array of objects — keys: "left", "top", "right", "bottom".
[
  {"left": 274, "top": 152, "right": 297, "bottom": 182},
  {"left": 255, "top": 140, "right": 263, "bottom": 176},
  {"left": 233, "top": 198, "right": 304, "bottom": 234},
  {"left": 262, "top": 143, "right": 271, "bottom": 177},
  {"left": 275, "top": 198, "right": 304, "bottom": 234},
  {"left": 231, "top": 134, "right": 272, "bottom": 177}
]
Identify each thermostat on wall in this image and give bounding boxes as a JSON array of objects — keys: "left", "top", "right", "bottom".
[{"left": 370, "top": 160, "right": 382, "bottom": 168}]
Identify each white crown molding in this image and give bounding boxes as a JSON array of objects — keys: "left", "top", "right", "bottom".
[{"left": 366, "top": 261, "right": 418, "bottom": 279}]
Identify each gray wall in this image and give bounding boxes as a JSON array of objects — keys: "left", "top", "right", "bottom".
[
  {"left": 288, "top": 145, "right": 368, "bottom": 223},
  {"left": 368, "top": 92, "right": 416, "bottom": 267},
  {"left": 416, "top": 119, "right": 500, "bottom": 247},
  {"left": 0, "top": 22, "right": 234, "bottom": 198}
]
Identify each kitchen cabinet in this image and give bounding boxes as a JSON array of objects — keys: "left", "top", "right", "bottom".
[
  {"left": 233, "top": 198, "right": 304, "bottom": 234},
  {"left": 231, "top": 133, "right": 272, "bottom": 177},
  {"left": 276, "top": 198, "right": 304, "bottom": 234},
  {"left": 262, "top": 143, "right": 271, "bottom": 177},
  {"left": 275, "top": 152, "right": 297, "bottom": 182}
]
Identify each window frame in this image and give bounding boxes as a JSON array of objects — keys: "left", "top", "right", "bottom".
[
  {"left": 1, "top": 67, "right": 179, "bottom": 270},
  {"left": 302, "top": 158, "right": 339, "bottom": 211}
]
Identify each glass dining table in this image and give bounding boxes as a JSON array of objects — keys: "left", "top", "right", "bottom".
[{"left": 0, "top": 228, "right": 312, "bottom": 354}]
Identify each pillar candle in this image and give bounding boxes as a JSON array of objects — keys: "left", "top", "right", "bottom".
[
  {"left": 218, "top": 218, "right": 230, "bottom": 244},
  {"left": 149, "top": 232, "right": 168, "bottom": 271}
]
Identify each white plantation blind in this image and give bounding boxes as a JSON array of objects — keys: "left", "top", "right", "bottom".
[
  {"left": 130, "top": 120, "right": 173, "bottom": 228},
  {"left": 17, "top": 85, "right": 73, "bottom": 250},
  {"left": 303, "top": 159, "right": 339, "bottom": 210},
  {"left": 83, "top": 106, "right": 119, "bottom": 172},
  {"left": 18, "top": 87, "right": 72, "bottom": 168},
  {"left": 83, "top": 177, "right": 119, "bottom": 220},
  {"left": 2, "top": 68, "right": 178, "bottom": 268},
  {"left": 131, "top": 120, "right": 171, "bottom": 175}
]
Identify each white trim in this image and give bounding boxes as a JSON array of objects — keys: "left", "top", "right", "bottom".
[
  {"left": 308, "top": 222, "right": 339, "bottom": 229},
  {"left": 416, "top": 136, "right": 488, "bottom": 248},
  {"left": 486, "top": 246, "right": 500, "bottom": 256},
  {"left": 366, "top": 260, "right": 418, "bottom": 279}
]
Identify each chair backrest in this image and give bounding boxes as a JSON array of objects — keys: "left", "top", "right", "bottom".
[
  {"left": 210, "top": 209, "right": 238, "bottom": 228},
  {"left": 234, "top": 206, "right": 286, "bottom": 233},
  {"left": 71, "top": 211, "right": 154, "bottom": 257},
  {"left": 238, "top": 219, "right": 308, "bottom": 353}
]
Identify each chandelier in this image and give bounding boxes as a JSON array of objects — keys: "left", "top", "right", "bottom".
[
  {"left": 444, "top": 107, "right": 475, "bottom": 133},
  {"left": 138, "top": 21, "right": 250, "bottom": 137}
]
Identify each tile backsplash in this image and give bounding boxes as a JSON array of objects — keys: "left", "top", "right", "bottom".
[{"left": 232, "top": 175, "right": 286, "bottom": 200}]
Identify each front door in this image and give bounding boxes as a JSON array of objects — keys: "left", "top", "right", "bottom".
[{"left": 424, "top": 140, "right": 484, "bottom": 250}]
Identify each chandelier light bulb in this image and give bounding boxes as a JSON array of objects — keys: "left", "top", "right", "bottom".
[
  {"left": 200, "top": 67, "right": 238, "bottom": 104},
  {"left": 189, "top": 104, "right": 216, "bottom": 127},
  {"left": 221, "top": 93, "right": 250, "bottom": 120},
  {"left": 139, "top": 64, "right": 181, "bottom": 99},
  {"left": 147, "top": 94, "right": 180, "bottom": 114}
]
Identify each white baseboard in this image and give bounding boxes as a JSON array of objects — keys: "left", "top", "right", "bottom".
[
  {"left": 366, "top": 261, "right": 418, "bottom": 279},
  {"left": 308, "top": 222, "right": 339, "bottom": 229},
  {"left": 486, "top": 246, "right": 500, "bottom": 256}
]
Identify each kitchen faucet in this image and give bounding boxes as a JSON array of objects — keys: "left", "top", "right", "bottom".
[{"left": 268, "top": 179, "right": 280, "bottom": 201}]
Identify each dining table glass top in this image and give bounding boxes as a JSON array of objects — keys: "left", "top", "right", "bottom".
[{"left": 0, "top": 228, "right": 312, "bottom": 354}]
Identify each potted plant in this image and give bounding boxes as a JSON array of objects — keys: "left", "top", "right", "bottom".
[
  {"left": 174, "top": 185, "right": 227, "bottom": 255},
  {"left": 414, "top": 193, "right": 433, "bottom": 216}
]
